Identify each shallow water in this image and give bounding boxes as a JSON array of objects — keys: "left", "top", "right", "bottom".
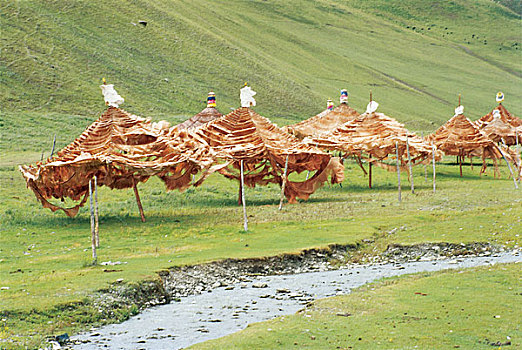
[{"left": 73, "top": 252, "right": 520, "bottom": 350}]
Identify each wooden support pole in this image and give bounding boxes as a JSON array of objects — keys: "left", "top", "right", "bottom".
[
  {"left": 279, "top": 155, "right": 290, "bottom": 210},
  {"left": 94, "top": 175, "right": 100, "bottom": 248},
  {"left": 432, "top": 142, "right": 436, "bottom": 193},
  {"left": 368, "top": 161, "right": 373, "bottom": 189},
  {"left": 396, "top": 141, "right": 402, "bottom": 202},
  {"left": 501, "top": 139, "right": 519, "bottom": 188},
  {"left": 459, "top": 153, "right": 463, "bottom": 177},
  {"left": 355, "top": 156, "right": 368, "bottom": 175},
  {"left": 515, "top": 129, "right": 520, "bottom": 154},
  {"left": 240, "top": 160, "right": 248, "bottom": 231},
  {"left": 50, "top": 134, "right": 56, "bottom": 157},
  {"left": 89, "top": 179, "right": 97, "bottom": 265},
  {"left": 132, "top": 177, "right": 146, "bottom": 222},
  {"left": 422, "top": 132, "right": 427, "bottom": 182},
  {"left": 499, "top": 148, "right": 519, "bottom": 189},
  {"left": 470, "top": 156, "right": 473, "bottom": 170},
  {"left": 406, "top": 137, "right": 414, "bottom": 194},
  {"left": 238, "top": 174, "right": 243, "bottom": 206}
]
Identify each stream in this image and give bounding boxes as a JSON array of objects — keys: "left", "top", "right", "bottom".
[{"left": 72, "top": 251, "right": 520, "bottom": 349}]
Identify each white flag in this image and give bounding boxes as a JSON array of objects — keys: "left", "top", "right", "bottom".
[
  {"left": 365, "top": 101, "right": 379, "bottom": 114},
  {"left": 240, "top": 85, "right": 256, "bottom": 107},
  {"left": 100, "top": 84, "right": 124, "bottom": 107},
  {"left": 454, "top": 105, "right": 464, "bottom": 116}
]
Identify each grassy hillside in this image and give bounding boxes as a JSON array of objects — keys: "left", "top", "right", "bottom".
[{"left": 1, "top": 0, "right": 521, "bottom": 135}]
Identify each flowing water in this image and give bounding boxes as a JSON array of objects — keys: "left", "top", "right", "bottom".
[{"left": 73, "top": 252, "right": 520, "bottom": 349}]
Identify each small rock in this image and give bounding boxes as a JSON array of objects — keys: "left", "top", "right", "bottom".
[
  {"left": 276, "top": 288, "right": 290, "bottom": 294},
  {"left": 252, "top": 282, "right": 268, "bottom": 288},
  {"left": 212, "top": 281, "right": 222, "bottom": 288}
]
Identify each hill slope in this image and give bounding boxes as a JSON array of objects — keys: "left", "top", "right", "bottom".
[{"left": 1, "top": 0, "right": 521, "bottom": 133}]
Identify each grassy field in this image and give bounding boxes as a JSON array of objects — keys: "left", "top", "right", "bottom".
[
  {"left": 1, "top": 155, "right": 521, "bottom": 347},
  {"left": 192, "top": 262, "right": 521, "bottom": 349},
  {"left": 1, "top": 0, "right": 521, "bottom": 348}
]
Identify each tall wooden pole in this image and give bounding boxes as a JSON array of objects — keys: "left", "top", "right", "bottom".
[
  {"left": 279, "top": 155, "right": 290, "bottom": 210},
  {"left": 406, "top": 137, "right": 414, "bottom": 194},
  {"left": 396, "top": 141, "right": 401, "bottom": 202},
  {"left": 499, "top": 150, "right": 519, "bottom": 189},
  {"left": 132, "top": 177, "right": 146, "bottom": 222},
  {"left": 89, "top": 179, "right": 97, "bottom": 265},
  {"left": 515, "top": 129, "right": 520, "bottom": 154},
  {"left": 50, "top": 134, "right": 56, "bottom": 157},
  {"left": 500, "top": 139, "right": 519, "bottom": 189},
  {"left": 459, "top": 152, "right": 463, "bottom": 177},
  {"left": 368, "top": 161, "right": 373, "bottom": 189},
  {"left": 238, "top": 177, "right": 243, "bottom": 205},
  {"left": 240, "top": 160, "right": 248, "bottom": 231},
  {"left": 94, "top": 175, "right": 100, "bottom": 248},
  {"left": 432, "top": 142, "right": 436, "bottom": 193},
  {"left": 422, "top": 132, "right": 427, "bottom": 182}
]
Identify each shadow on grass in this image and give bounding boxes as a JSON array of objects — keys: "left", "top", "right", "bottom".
[{"left": 435, "top": 171, "right": 502, "bottom": 181}]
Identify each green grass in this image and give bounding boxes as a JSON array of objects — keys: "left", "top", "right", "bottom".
[
  {"left": 192, "top": 262, "right": 521, "bottom": 349},
  {"left": 1, "top": 0, "right": 521, "bottom": 129},
  {"left": 1, "top": 156, "right": 521, "bottom": 347},
  {"left": 1, "top": 0, "right": 521, "bottom": 347}
]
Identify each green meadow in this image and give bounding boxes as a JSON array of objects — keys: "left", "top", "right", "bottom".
[
  {"left": 1, "top": 0, "right": 521, "bottom": 348},
  {"left": 1, "top": 157, "right": 520, "bottom": 347}
]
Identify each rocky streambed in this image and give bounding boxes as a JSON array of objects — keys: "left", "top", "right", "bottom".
[{"left": 67, "top": 243, "right": 520, "bottom": 350}]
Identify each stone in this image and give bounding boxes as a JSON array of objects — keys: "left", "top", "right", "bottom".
[{"left": 252, "top": 282, "right": 268, "bottom": 288}]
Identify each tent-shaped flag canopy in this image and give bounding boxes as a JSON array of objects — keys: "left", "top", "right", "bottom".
[
  {"left": 479, "top": 113, "right": 520, "bottom": 145},
  {"left": 427, "top": 111, "right": 502, "bottom": 158},
  {"left": 476, "top": 103, "right": 522, "bottom": 129},
  {"left": 475, "top": 104, "right": 521, "bottom": 146},
  {"left": 425, "top": 108, "right": 505, "bottom": 175},
  {"left": 176, "top": 106, "right": 223, "bottom": 131},
  {"left": 283, "top": 103, "right": 360, "bottom": 139},
  {"left": 193, "top": 107, "right": 345, "bottom": 203},
  {"left": 176, "top": 92, "right": 224, "bottom": 130},
  {"left": 19, "top": 107, "right": 219, "bottom": 217},
  {"left": 304, "top": 110, "right": 440, "bottom": 171}
]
